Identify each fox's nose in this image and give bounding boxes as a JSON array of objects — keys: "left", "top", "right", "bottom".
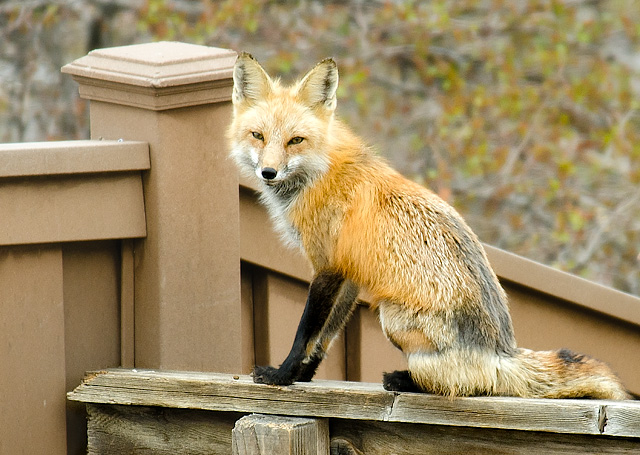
[{"left": 261, "top": 167, "right": 277, "bottom": 180}]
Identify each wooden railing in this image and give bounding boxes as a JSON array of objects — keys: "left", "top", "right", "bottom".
[
  {"left": 0, "top": 139, "right": 148, "bottom": 454},
  {"left": 1, "top": 41, "right": 639, "bottom": 454},
  {"left": 68, "top": 369, "right": 640, "bottom": 454}
]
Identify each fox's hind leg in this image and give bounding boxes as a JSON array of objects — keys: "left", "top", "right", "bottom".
[
  {"left": 382, "top": 370, "right": 422, "bottom": 392},
  {"left": 378, "top": 300, "right": 508, "bottom": 396},
  {"left": 378, "top": 300, "right": 451, "bottom": 393}
]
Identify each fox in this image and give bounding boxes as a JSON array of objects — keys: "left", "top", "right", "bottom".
[{"left": 227, "top": 52, "right": 630, "bottom": 400}]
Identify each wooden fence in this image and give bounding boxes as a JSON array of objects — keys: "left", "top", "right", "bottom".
[{"left": 0, "top": 41, "right": 638, "bottom": 454}]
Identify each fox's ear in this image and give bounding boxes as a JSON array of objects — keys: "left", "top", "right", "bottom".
[
  {"left": 296, "top": 58, "right": 339, "bottom": 112},
  {"left": 232, "top": 52, "right": 272, "bottom": 106}
]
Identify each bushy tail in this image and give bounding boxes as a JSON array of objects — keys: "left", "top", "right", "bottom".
[{"left": 499, "top": 348, "right": 630, "bottom": 400}]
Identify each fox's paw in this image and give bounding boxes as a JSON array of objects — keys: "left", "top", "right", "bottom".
[
  {"left": 382, "top": 370, "right": 422, "bottom": 393},
  {"left": 296, "top": 370, "right": 315, "bottom": 382},
  {"left": 252, "top": 365, "right": 295, "bottom": 386},
  {"left": 297, "top": 356, "right": 322, "bottom": 382}
]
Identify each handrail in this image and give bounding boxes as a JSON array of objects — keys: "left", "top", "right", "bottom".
[
  {"left": 0, "top": 140, "right": 149, "bottom": 245},
  {"left": 0, "top": 140, "right": 149, "bottom": 177}
]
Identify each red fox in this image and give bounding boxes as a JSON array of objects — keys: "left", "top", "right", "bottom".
[{"left": 227, "top": 52, "right": 630, "bottom": 399}]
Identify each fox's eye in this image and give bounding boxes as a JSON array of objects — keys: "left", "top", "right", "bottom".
[
  {"left": 251, "top": 132, "right": 264, "bottom": 141},
  {"left": 288, "top": 136, "right": 304, "bottom": 145}
]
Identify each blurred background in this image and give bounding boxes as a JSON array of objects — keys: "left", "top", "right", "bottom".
[{"left": 1, "top": 0, "right": 638, "bottom": 297}]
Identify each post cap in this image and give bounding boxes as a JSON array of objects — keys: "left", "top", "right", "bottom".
[{"left": 62, "top": 41, "right": 238, "bottom": 110}]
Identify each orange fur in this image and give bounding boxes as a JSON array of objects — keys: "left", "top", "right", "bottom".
[{"left": 228, "top": 53, "right": 630, "bottom": 400}]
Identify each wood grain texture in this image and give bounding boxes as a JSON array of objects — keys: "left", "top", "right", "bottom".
[
  {"left": 86, "top": 404, "right": 242, "bottom": 455},
  {"left": 329, "top": 419, "right": 640, "bottom": 455},
  {"left": 68, "top": 369, "right": 640, "bottom": 439},
  {"left": 232, "top": 414, "right": 329, "bottom": 455}
]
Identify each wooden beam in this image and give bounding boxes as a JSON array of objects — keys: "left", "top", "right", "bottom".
[
  {"left": 330, "top": 419, "right": 640, "bottom": 455},
  {"left": 68, "top": 369, "right": 640, "bottom": 439},
  {"left": 232, "top": 414, "right": 328, "bottom": 455},
  {"left": 86, "top": 404, "right": 240, "bottom": 455}
]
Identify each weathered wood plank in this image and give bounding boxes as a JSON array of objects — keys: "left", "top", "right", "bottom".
[
  {"left": 86, "top": 403, "right": 242, "bottom": 455},
  {"left": 232, "top": 414, "right": 329, "bottom": 455},
  {"left": 604, "top": 403, "right": 640, "bottom": 437},
  {"left": 389, "top": 392, "right": 602, "bottom": 435},
  {"left": 330, "top": 419, "right": 640, "bottom": 455},
  {"left": 68, "top": 369, "right": 640, "bottom": 439},
  {"left": 69, "top": 370, "right": 395, "bottom": 423}
]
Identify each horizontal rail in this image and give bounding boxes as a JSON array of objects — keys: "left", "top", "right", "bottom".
[
  {"left": 0, "top": 140, "right": 149, "bottom": 178},
  {"left": 68, "top": 369, "right": 640, "bottom": 439},
  {"left": 0, "top": 140, "right": 149, "bottom": 245},
  {"left": 484, "top": 244, "right": 640, "bottom": 327}
]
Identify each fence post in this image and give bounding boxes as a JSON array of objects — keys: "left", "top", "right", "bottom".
[
  {"left": 232, "top": 414, "right": 330, "bottom": 455},
  {"left": 62, "top": 42, "right": 250, "bottom": 373}
]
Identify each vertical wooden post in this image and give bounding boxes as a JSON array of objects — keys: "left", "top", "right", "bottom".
[
  {"left": 0, "top": 246, "right": 67, "bottom": 454},
  {"left": 232, "top": 414, "right": 329, "bottom": 455},
  {"left": 120, "top": 239, "right": 135, "bottom": 368},
  {"left": 62, "top": 42, "right": 250, "bottom": 373}
]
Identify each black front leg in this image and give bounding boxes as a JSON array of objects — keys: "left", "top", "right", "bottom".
[{"left": 253, "top": 270, "right": 348, "bottom": 386}]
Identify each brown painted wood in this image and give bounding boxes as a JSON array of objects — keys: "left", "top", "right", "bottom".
[
  {"left": 0, "top": 140, "right": 149, "bottom": 178},
  {"left": 120, "top": 239, "right": 135, "bottom": 368},
  {"left": 1, "top": 246, "right": 68, "bottom": 454}
]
